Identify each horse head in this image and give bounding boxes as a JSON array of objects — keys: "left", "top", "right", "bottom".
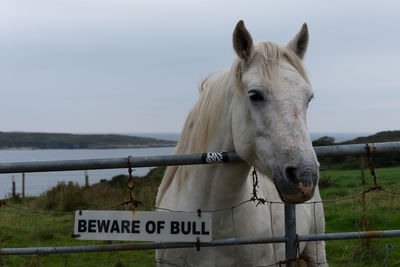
[{"left": 230, "top": 21, "right": 319, "bottom": 204}]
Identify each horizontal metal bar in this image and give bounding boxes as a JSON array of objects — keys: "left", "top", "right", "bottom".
[
  {"left": 0, "top": 236, "right": 286, "bottom": 255},
  {"left": 2, "top": 230, "right": 400, "bottom": 255},
  {"left": 297, "top": 230, "right": 400, "bottom": 242},
  {"left": 0, "top": 152, "right": 243, "bottom": 174},
  {"left": 0, "top": 141, "right": 399, "bottom": 174},
  {"left": 314, "top": 141, "right": 400, "bottom": 156}
]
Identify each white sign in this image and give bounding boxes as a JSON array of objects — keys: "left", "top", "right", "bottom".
[{"left": 73, "top": 210, "right": 212, "bottom": 242}]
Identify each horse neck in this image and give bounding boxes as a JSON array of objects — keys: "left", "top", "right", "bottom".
[
  {"left": 182, "top": 82, "right": 251, "bottom": 210},
  {"left": 194, "top": 150, "right": 251, "bottom": 210}
]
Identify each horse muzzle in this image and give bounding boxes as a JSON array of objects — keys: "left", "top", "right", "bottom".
[{"left": 273, "top": 164, "right": 318, "bottom": 204}]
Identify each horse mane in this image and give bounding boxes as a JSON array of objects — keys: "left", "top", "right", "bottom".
[
  {"left": 257, "top": 42, "right": 309, "bottom": 84},
  {"left": 156, "top": 42, "right": 309, "bottom": 206}
]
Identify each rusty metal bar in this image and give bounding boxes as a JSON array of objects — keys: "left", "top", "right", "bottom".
[
  {"left": 2, "top": 230, "right": 400, "bottom": 255},
  {"left": 297, "top": 230, "right": 400, "bottom": 242}
]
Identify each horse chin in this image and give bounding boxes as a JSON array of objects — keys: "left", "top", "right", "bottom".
[
  {"left": 273, "top": 174, "right": 316, "bottom": 204},
  {"left": 279, "top": 184, "right": 315, "bottom": 204}
]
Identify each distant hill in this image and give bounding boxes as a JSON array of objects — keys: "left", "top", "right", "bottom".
[
  {"left": 313, "top": 130, "right": 400, "bottom": 170},
  {"left": 0, "top": 132, "right": 177, "bottom": 149},
  {"left": 312, "top": 131, "right": 400, "bottom": 147},
  {"left": 340, "top": 130, "right": 400, "bottom": 144}
]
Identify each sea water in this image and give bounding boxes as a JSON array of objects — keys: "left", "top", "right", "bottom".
[
  {"left": 0, "top": 147, "right": 175, "bottom": 198},
  {"left": 0, "top": 132, "right": 372, "bottom": 198}
]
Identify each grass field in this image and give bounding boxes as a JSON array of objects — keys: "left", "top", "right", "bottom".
[
  {"left": 1, "top": 166, "right": 400, "bottom": 266},
  {"left": 320, "top": 167, "right": 400, "bottom": 266}
]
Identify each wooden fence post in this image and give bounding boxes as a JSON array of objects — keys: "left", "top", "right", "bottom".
[
  {"left": 12, "top": 176, "right": 16, "bottom": 198},
  {"left": 360, "top": 156, "right": 365, "bottom": 185},
  {"left": 85, "top": 170, "right": 89, "bottom": 187},
  {"left": 22, "top": 173, "right": 25, "bottom": 198}
]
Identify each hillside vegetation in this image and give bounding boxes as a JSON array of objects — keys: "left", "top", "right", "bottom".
[
  {"left": 0, "top": 132, "right": 176, "bottom": 149},
  {"left": 313, "top": 131, "right": 400, "bottom": 170},
  {"left": 341, "top": 130, "right": 400, "bottom": 144}
]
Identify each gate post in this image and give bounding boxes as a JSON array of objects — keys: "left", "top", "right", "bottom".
[{"left": 285, "top": 204, "right": 296, "bottom": 267}]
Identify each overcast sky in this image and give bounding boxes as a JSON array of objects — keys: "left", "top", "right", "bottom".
[{"left": 0, "top": 1, "right": 399, "bottom": 134}]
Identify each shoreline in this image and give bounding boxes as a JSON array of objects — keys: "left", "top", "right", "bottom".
[{"left": 0, "top": 144, "right": 177, "bottom": 151}]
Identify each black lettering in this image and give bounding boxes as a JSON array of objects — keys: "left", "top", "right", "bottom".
[
  {"left": 157, "top": 221, "right": 165, "bottom": 234},
  {"left": 78, "top": 220, "right": 87, "bottom": 232},
  {"left": 88, "top": 220, "right": 96, "bottom": 233},
  {"left": 121, "top": 220, "right": 130, "bottom": 233},
  {"left": 171, "top": 221, "right": 179, "bottom": 234},
  {"left": 110, "top": 220, "right": 120, "bottom": 233},
  {"left": 192, "top": 222, "right": 200, "bottom": 235},
  {"left": 146, "top": 221, "right": 156, "bottom": 234},
  {"left": 201, "top": 222, "right": 210, "bottom": 235},
  {"left": 181, "top": 221, "right": 191, "bottom": 235},
  {"left": 97, "top": 220, "right": 110, "bottom": 233},
  {"left": 132, "top": 220, "right": 140, "bottom": 234}
]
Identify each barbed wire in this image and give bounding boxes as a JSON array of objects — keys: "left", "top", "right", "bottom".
[
  {"left": 2, "top": 149, "right": 399, "bottom": 215},
  {"left": 1, "top": 145, "right": 400, "bottom": 266},
  {"left": 4, "top": 203, "right": 74, "bottom": 215},
  {"left": 4, "top": 187, "right": 399, "bottom": 215}
]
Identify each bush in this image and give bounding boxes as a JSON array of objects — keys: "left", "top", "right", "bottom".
[
  {"left": 312, "top": 136, "right": 335, "bottom": 146},
  {"left": 108, "top": 174, "right": 128, "bottom": 187},
  {"left": 31, "top": 167, "right": 167, "bottom": 212},
  {"left": 40, "top": 181, "right": 88, "bottom": 211}
]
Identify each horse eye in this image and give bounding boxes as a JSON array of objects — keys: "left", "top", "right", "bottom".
[{"left": 248, "top": 90, "right": 264, "bottom": 102}]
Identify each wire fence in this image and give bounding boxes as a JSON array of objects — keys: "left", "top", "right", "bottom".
[{"left": 1, "top": 141, "right": 400, "bottom": 266}]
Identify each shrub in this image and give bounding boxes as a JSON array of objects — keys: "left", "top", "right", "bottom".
[{"left": 40, "top": 181, "right": 88, "bottom": 211}]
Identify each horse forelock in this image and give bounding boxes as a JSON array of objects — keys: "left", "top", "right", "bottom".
[{"left": 233, "top": 42, "right": 309, "bottom": 94}]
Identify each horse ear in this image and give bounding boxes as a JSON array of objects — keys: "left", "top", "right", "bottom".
[
  {"left": 287, "top": 23, "right": 309, "bottom": 59},
  {"left": 233, "top": 20, "right": 255, "bottom": 63}
]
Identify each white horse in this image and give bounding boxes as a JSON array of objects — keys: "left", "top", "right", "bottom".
[{"left": 156, "top": 21, "right": 327, "bottom": 266}]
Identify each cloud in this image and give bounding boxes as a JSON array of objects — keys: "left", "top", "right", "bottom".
[{"left": 0, "top": 0, "right": 399, "bottom": 133}]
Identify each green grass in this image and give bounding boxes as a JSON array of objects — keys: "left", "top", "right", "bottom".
[
  {"left": 1, "top": 166, "right": 400, "bottom": 266},
  {"left": 1, "top": 203, "right": 155, "bottom": 267},
  {"left": 0, "top": 169, "right": 163, "bottom": 267},
  {"left": 319, "top": 166, "right": 400, "bottom": 266}
]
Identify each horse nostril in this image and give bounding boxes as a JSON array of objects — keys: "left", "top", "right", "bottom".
[{"left": 285, "top": 166, "right": 299, "bottom": 184}]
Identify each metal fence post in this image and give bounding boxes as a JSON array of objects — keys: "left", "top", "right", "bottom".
[{"left": 285, "top": 204, "right": 296, "bottom": 267}]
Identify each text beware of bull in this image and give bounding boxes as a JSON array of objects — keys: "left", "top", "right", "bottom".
[{"left": 73, "top": 210, "right": 212, "bottom": 242}]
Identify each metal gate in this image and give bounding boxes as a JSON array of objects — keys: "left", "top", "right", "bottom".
[{"left": 1, "top": 141, "right": 400, "bottom": 266}]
